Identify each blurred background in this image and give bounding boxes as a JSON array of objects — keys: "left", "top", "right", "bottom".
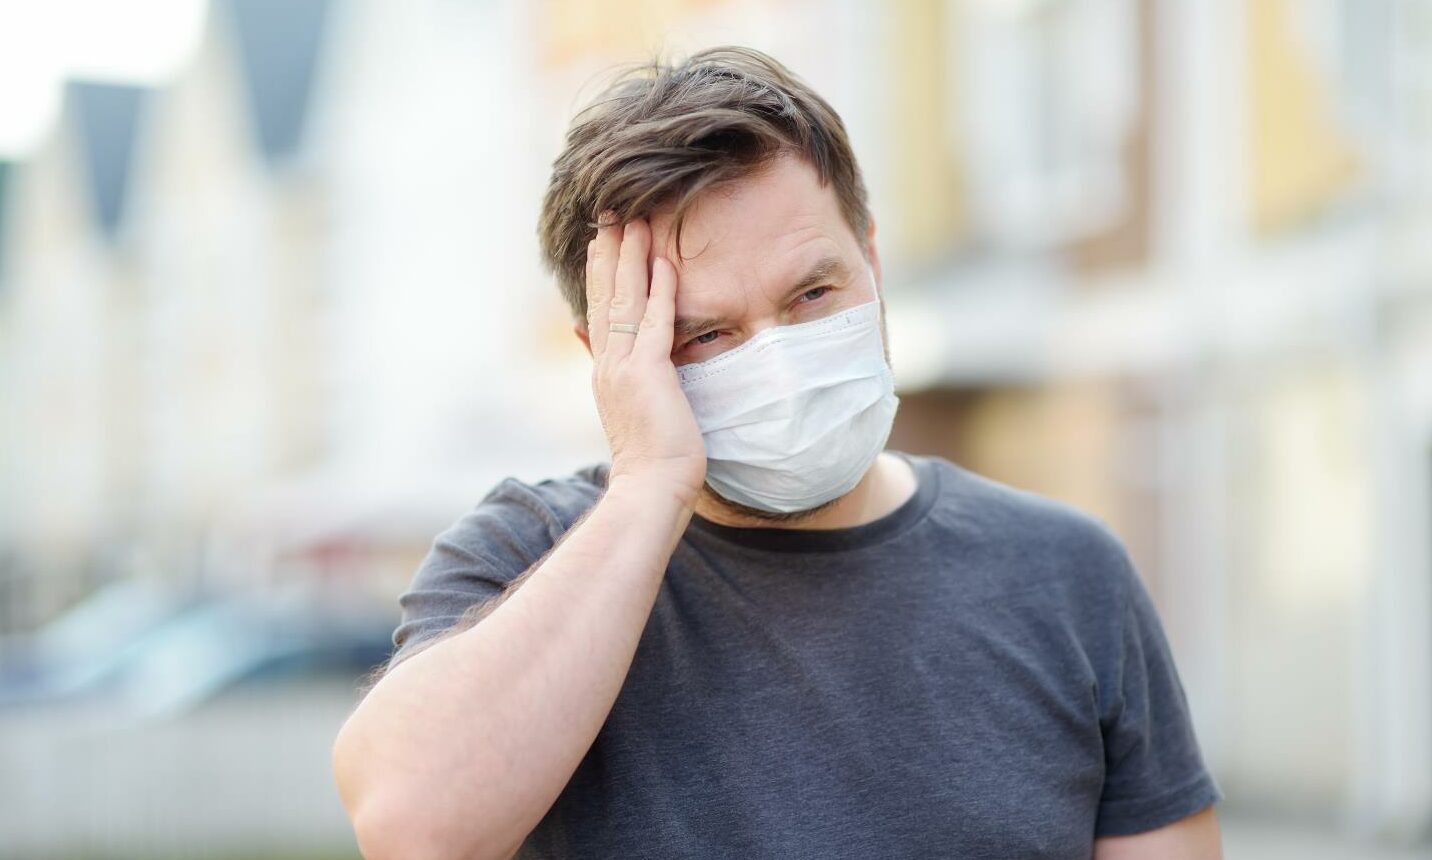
[{"left": 0, "top": 0, "right": 1429, "bottom": 857}]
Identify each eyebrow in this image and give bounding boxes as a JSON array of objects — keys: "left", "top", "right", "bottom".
[{"left": 673, "top": 255, "right": 852, "bottom": 338}]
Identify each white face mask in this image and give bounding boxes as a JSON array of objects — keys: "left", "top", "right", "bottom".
[{"left": 675, "top": 271, "right": 899, "bottom": 514}]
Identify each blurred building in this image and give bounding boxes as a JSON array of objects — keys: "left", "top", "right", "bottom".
[{"left": 0, "top": 0, "right": 1430, "bottom": 857}]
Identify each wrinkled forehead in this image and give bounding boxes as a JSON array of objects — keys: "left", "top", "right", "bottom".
[{"left": 646, "top": 154, "right": 863, "bottom": 304}]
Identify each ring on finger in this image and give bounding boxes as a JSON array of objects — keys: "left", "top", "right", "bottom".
[{"left": 609, "top": 321, "right": 640, "bottom": 334}]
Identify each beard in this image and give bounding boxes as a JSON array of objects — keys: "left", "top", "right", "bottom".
[{"left": 697, "top": 479, "right": 845, "bottom": 526}]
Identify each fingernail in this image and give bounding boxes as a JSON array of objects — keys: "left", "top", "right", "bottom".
[{"left": 598, "top": 209, "right": 616, "bottom": 227}]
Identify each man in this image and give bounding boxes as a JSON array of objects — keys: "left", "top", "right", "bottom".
[{"left": 333, "top": 46, "right": 1223, "bottom": 859}]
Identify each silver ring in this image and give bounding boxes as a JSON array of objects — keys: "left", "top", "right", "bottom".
[{"left": 609, "top": 322, "right": 640, "bottom": 334}]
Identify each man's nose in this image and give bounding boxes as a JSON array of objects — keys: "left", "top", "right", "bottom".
[
  {"left": 745, "top": 317, "right": 780, "bottom": 338},
  {"left": 742, "top": 317, "right": 804, "bottom": 392}
]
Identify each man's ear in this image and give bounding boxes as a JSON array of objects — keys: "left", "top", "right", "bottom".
[{"left": 573, "top": 320, "right": 593, "bottom": 357}]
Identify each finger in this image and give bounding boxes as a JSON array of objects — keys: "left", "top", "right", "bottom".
[
  {"left": 606, "top": 218, "right": 652, "bottom": 362},
  {"left": 585, "top": 211, "right": 621, "bottom": 357},
  {"left": 634, "top": 255, "right": 677, "bottom": 362}
]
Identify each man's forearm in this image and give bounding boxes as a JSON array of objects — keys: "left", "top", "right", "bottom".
[{"left": 333, "top": 476, "right": 694, "bottom": 860}]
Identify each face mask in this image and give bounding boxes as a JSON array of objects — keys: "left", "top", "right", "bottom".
[{"left": 674, "top": 271, "right": 899, "bottom": 514}]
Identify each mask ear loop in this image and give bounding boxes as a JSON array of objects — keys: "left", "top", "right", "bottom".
[{"left": 862, "top": 261, "right": 887, "bottom": 335}]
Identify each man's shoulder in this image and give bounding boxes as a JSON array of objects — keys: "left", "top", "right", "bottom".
[
  {"left": 460, "top": 461, "right": 610, "bottom": 536},
  {"left": 917, "top": 453, "right": 1137, "bottom": 597},
  {"left": 920, "top": 453, "right": 1117, "bottom": 535}
]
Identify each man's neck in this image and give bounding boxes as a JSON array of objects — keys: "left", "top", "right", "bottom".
[{"left": 693, "top": 451, "right": 918, "bottom": 531}]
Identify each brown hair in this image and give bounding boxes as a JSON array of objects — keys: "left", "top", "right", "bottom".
[{"left": 536, "top": 45, "right": 873, "bottom": 323}]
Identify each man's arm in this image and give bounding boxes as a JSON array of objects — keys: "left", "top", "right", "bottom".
[
  {"left": 332, "top": 213, "right": 707, "bottom": 860},
  {"left": 333, "top": 475, "right": 692, "bottom": 860},
  {"left": 1093, "top": 805, "right": 1222, "bottom": 859}
]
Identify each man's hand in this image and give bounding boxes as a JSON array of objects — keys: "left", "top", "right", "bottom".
[{"left": 585, "top": 213, "right": 706, "bottom": 507}]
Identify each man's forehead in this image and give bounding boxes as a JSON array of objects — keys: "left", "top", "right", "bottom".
[
  {"left": 650, "top": 162, "right": 855, "bottom": 291},
  {"left": 666, "top": 236, "right": 849, "bottom": 294}
]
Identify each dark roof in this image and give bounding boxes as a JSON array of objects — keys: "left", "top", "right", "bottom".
[
  {"left": 68, "top": 81, "right": 151, "bottom": 239},
  {"left": 224, "top": 0, "right": 335, "bottom": 164}
]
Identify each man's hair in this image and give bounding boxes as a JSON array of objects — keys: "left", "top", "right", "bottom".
[{"left": 537, "top": 45, "right": 873, "bottom": 323}]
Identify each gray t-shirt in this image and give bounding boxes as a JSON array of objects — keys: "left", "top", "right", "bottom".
[{"left": 389, "top": 451, "right": 1222, "bottom": 858}]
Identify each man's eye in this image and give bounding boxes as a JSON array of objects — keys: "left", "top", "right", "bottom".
[
  {"left": 799, "top": 286, "right": 831, "bottom": 302},
  {"left": 693, "top": 330, "right": 720, "bottom": 345}
]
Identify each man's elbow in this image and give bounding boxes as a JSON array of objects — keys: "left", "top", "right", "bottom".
[
  {"left": 343, "top": 794, "right": 418, "bottom": 860},
  {"left": 332, "top": 693, "right": 529, "bottom": 860},
  {"left": 344, "top": 783, "right": 510, "bottom": 860},
  {"left": 332, "top": 723, "right": 431, "bottom": 860},
  {"left": 335, "top": 747, "right": 517, "bottom": 860}
]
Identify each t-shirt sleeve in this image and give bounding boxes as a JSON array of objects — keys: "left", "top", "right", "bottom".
[
  {"left": 387, "top": 479, "right": 563, "bottom": 670},
  {"left": 1094, "top": 548, "right": 1223, "bottom": 837}
]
